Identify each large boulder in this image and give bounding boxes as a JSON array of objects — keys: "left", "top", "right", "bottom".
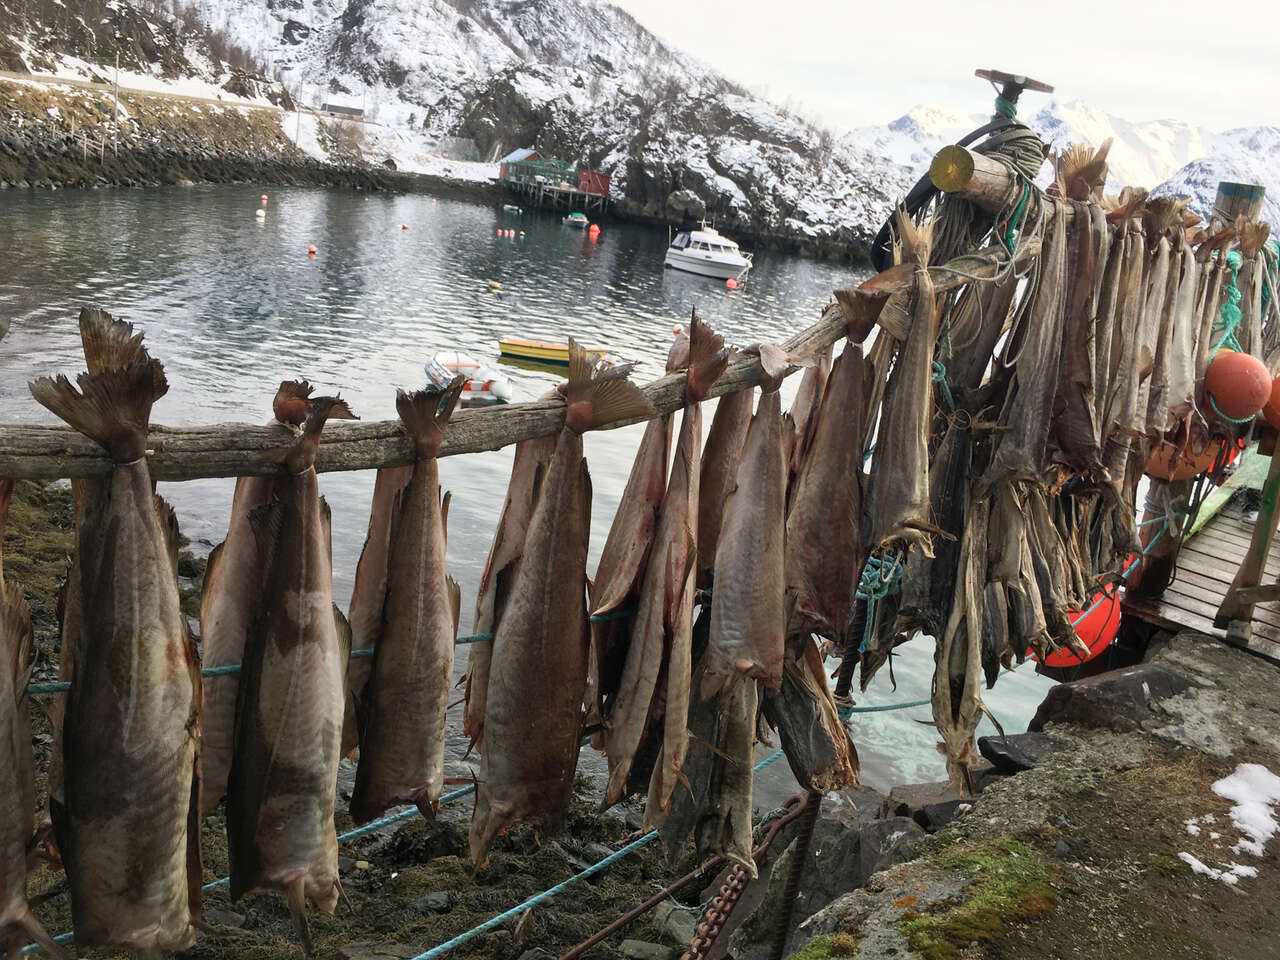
[
  {"left": 729, "top": 795, "right": 923, "bottom": 960},
  {"left": 1029, "top": 663, "right": 1193, "bottom": 733},
  {"left": 664, "top": 188, "right": 705, "bottom": 221},
  {"left": 978, "top": 731, "right": 1064, "bottom": 774}
]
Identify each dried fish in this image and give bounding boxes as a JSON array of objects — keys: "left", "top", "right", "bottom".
[
  {"left": 350, "top": 379, "right": 465, "bottom": 825},
  {"left": 204, "top": 380, "right": 312, "bottom": 816},
  {"left": 696, "top": 388, "right": 753, "bottom": 591},
  {"left": 29, "top": 313, "right": 201, "bottom": 953},
  {"left": 226, "top": 397, "right": 356, "bottom": 955},
  {"left": 866, "top": 209, "right": 939, "bottom": 550},
  {"left": 471, "top": 343, "right": 653, "bottom": 866}
]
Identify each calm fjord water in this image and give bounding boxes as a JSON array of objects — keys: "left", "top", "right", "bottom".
[{"left": 0, "top": 185, "right": 1051, "bottom": 796}]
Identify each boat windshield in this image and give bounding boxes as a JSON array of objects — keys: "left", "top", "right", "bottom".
[{"left": 671, "top": 232, "right": 691, "bottom": 249}]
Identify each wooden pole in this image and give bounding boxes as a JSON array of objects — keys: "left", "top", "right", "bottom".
[
  {"left": 1209, "top": 181, "right": 1267, "bottom": 233},
  {"left": 1215, "top": 440, "right": 1280, "bottom": 634},
  {"left": 0, "top": 304, "right": 848, "bottom": 482},
  {"left": 929, "top": 145, "right": 1022, "bottom": 215}
]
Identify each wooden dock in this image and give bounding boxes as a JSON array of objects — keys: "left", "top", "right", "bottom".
[
  {"left": 1124, "top": 502, "right": 1280, "bottom": 663},
  {"left": 504, "top": 178, "right": 608, "bottom": 216}
]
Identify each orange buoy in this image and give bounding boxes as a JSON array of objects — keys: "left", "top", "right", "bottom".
[
  {"left": 1145, "top": 436, "right": 1244, "bottom": 481},
  {"left": 588, "top": 223, "right": 600, "bottom": 234},
  {"left": 725, "top": 277, "right": 739, "bottom": 290},
  {"left": 1204, "top": 349, "right": 1270, "bottom": 421},
  {"left": 1262, "top": 376, "right": 1280, "bottom": 429},
  {"left": 401, "top": 224, "right": 408, "bottom": 231},
  {"left": 307, "top": 244, "right": 316, "bottom": 258},
  {"left": 260, "top": 194, "right": 268, "bottom": 203},
  {"left": 1035, "top": 579, "right": 1124, "bottom": 669}
]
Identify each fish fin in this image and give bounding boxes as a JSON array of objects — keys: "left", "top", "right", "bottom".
[
  {"left": 333, "top": 604, "right": 353, "bottom": 658},
  {"left": 285, "top": 875, "right": 314, "bottom": 956},
  {"left": 153, "top": 495, "right": 182, "bottom": 582},
  {"left": 447, "top": 577, "right": 462, "bottom": 637},
  {"left": 563, "top": 339, "right": 655, "bottom": 433},
  {"left": 895, "top": 205, "right": 934, "bottom": 267},
  {"left": 441, "top": 490, "right": 452, "bottom": 544},
  {"left": 78, "top": 306, "right": 149, "bottom": 373},
  {"left": 16, "top": 909, "right": 68, "bottom": 960},
  {"left": 29, "top": 360, "right": 167, "bottom": 462},
  {"left": 247, "top": 503, "right": 286, "bottom": 573},
  {"left": 200, "top": 540, "right": 225, "bottom": 626},
  {"left": 686, "top": 313, "right": 729, "bottom": 402},
  {"left": 273, "top": 379, "right": 314, "bottom": 427},
  {"left": 319, "top": 495, "right": 334, "bottom": 560},
  {"left": 395, "top": 376, "right": 464, "bottom": 459},
  {"left": 2, "top": 584, "right": 32, "bottom": 707},
  {"left": 186, "top": 744, "right": 204, "bottom": 926}
]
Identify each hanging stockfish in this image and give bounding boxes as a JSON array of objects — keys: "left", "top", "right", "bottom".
[
  {"left": 30, "top": 312, "right": 202, "bottom": 953},
  {"left": 470, "top": 344, "right": 653, "bottom": 867},
  {"left": 1052, "top": 139, "right": 1111, "bottom": 202},
  {"left": 760, "top": 637, "right": 858, "bottom": 793},
  {"left": 696, "top": 388, "right": 754, "bottom": 591},
  {"left": 349, "top": 377, "right": 465, "bottom": 826},
  {"left": 1, "top": 505, "right": 67, "bottom": 959},
  {"left": 1048, "top": 201, "right": 1105, "bottom": 477},
  {"left": 1091, "top": 222, "right": 1127, "bottom": 433},
  {"left": 983, "top": 200, "right": 1071, "bottom": 486},
  {"left": 585, "top": 336, "right": 681, "bottom": 738},
  {"left": 603, "top": 317, "right": 727, "bottom": 807},
  {"left": 785, "top": 340, "right": 867, "bottom": 647},
  {"left": 932, "top": 498, "right": 988, "bottom": 795},
  {"left": 703, "top": 347, "right": 790, "bottom": 698},
  {"left": 462, "top": 428, "right": 557, "bottom": 754},
  {"left": 865, "top": 208, "right": 939, "bottom": 552},
  {"left": 1101, "top": 226, "right": 1150, "bottom": 491},
  {"left": 205, "top": 380, "right": 313, "bottom": 815},
  {"left": 785, "top": 341, "right": 832, "bottom": 505},
  {"left": 1165, "top": 236, "right": 1201, "bottom": 422},
  {"left": 226, "top": 397, "right": 356, "bottom": 955},
  {"left": 1237, "top": 222, "right": 1273, "bottom": 359},
  {"left": 343, "top": 461, "right": 412, "bottom": 758}
]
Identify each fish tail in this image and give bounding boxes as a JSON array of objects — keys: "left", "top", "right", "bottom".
[
  {"left": 78, "top": 307, "right": 148, "bottom": 373},
  {"left": 895, "top": 205, "right": 934, "bottom": 267},
  {"left": 563, "top": 339, "right": 655, "bottom": 433},
  {"left": 272, "top": 379, "right": 314, "bottom": 427},
  {"left": 2, "top": 583, "right": 32, "bottom": 701},
  {"left": 686, "top": 312, "right": 728, "bottom": 402},
  {"left": 17, "top": 908, "right": 68, "bottom": 959},
  {"left": 29, "top": 360, "right": 167, "bottom": 463},
  {"left": 286, "top": 876, "right": 314, "bottom": 956},
  {"left": 255, "top": 395, "right": 357, "bottom": 474},
  {"left": 395, "top": 376, "right": 464, "bottom": 459}
]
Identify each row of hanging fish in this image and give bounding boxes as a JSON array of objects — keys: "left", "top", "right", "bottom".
[{"left": 840, "top": 136, "right": 1278, "bottom": 792}]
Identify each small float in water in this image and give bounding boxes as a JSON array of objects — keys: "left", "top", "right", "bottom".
[
  {"left": 563, "top": 212, "right": 590, "bottom": 229},
  {"left": 429, "top": 352, "right": 513, "bottom": 406},
  {"left": 502, "top": 204, "right": 523, "bottom": 214}
]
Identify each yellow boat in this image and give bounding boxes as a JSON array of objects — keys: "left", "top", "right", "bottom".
[{"left": 497, "top": 337, "right": 611, "bottom": 367}]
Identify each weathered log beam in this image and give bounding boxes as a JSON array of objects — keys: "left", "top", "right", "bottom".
[
  {"left": 0, "top": 304, "right": 847, "bottom": 481},
  {"left": 929, "top": 145, "right": 1022, "bottom": 215}
]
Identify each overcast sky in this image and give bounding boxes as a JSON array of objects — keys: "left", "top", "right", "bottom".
[{"left": 610, "top": 0, "right": 1278, "bottom": 133}]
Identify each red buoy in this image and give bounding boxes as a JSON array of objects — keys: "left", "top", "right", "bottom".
[
  {"left": 1036, "top": 583, "right": 1123, "bottom": 669},
  {"left": 307, "top": 244, "right": 317, "bottom": 258},
  {"left": 725, "top": 277, "right": 739, "bottom": 290},
  {"left": 1204, "top": 349, "right": 1270, "bottom": 421},
  {"left": 1262, "top": 376, "right": 1280, "bottom": 429},
  {"left": 401, "top": 224, "right": 408, "bottom": 231}
]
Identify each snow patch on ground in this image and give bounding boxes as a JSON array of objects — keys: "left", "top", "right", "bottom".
[
  {"left": 1177, "top": 852, "right": 1258, "bottom": 886},
  {"left": 1212, "top": 762, "right": 1280, "bottom": 857}
]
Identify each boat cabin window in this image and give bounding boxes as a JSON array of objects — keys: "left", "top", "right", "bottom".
[{"left": 672, "top": 232, "right": 691, "bottom": 249}]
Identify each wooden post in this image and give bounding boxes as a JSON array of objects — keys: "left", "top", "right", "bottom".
[
  {"left": 1209, "top": 181, "right": 1267, "bottom": 233},
  {"left": 1215, "top": 438, "right": 1280, "bottom": 635},
  {"left": 929, "top": 145, "right": 1021, "bottom": 215},
  {"left": 1127, "top": 477, "right": 1195, "bottom": 598}
]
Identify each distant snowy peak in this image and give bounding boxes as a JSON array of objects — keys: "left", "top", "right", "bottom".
[
  {"left": 1029, "top": 98, "right": 1215, "bottom": 192},
  {"left": 1154, "top": 126, "right": 1280, "bottom": 227}
]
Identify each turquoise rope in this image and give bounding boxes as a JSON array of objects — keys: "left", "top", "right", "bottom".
[
  {"left": 931, "top": 361, "right": 956, "bottom": 411},
  {"left": 855, "top": 555, "right": 903, "bottom": 655},
  {"left": 993, "top": 96, "right": 1017, "bottom": 121},
  {"left": 1208, "top": 250, "right": 1244, "bottom": 359},
  {"left": 405, "top": 749, "right": 785, "bottom": 960}
]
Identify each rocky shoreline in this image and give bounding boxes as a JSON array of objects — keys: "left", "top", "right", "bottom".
[{"left": 6, "top": 476, "right": 1277, "bottom": 959}]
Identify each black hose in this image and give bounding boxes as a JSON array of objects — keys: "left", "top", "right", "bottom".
[
  {"left": 869, "top": 117, "right": 1023, "bottom": 272},
  {"left": 768, "top": 790, "right": 823, "bottom": 960}
]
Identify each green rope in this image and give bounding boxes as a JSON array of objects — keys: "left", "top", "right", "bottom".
[
  {"left": 1209, "top": 250, "right": 1243, "bottom": 359},
  {"left": 1002, "top": 180, "right": 1031, "bottom": 253},
  {"left": 931, "top": 360, "right": 956, "bottom": 411},
  {"left": 993, "top": 95, "right": 1017, "bottom": 121},
  {"left": 855, "top": 555, "right": 903, "bottom": 655}
]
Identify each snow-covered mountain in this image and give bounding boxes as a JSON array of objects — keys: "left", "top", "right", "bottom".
[{"left": 1154, "top": 126, "right": 1280, "bottom": 227}]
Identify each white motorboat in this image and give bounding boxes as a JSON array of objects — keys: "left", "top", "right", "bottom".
[
  {"left": 663, "top": 223, "right": 753, "bottom": 279},
  {"left": 428, "top": 352, "right": 514, "bottom": 407}
]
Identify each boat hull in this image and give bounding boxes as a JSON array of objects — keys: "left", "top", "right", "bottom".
[
  {"left": 498, "top": 338, "right": 609, "bottom": 366},
  {"left": 664, "top": 250, "right": 751, "bottom": 279}
]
